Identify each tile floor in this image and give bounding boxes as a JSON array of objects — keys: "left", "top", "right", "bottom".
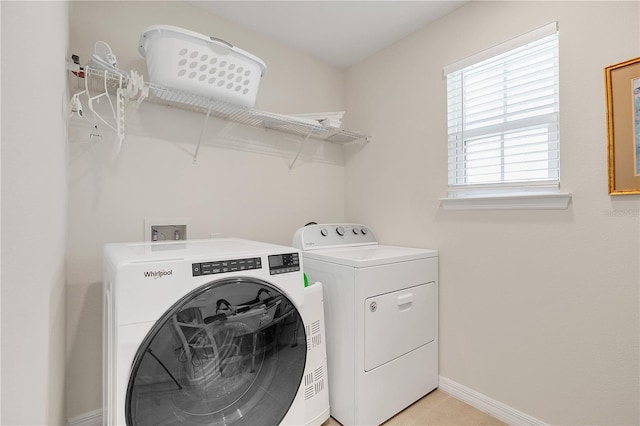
[{"left": 322, "top": 389, "right": 506, "bottom": 426}]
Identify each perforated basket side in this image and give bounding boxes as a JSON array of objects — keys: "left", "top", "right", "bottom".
[{"left": 140, "top": 27, "right": 265, "bottom": 107}]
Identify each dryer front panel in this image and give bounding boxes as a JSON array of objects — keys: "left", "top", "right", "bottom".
[
  {"left": 364, "top": 282, "right": 436, "bottom": 371},
  {"left": 124, "top": 277, "right": 307, "bottom": 425}
]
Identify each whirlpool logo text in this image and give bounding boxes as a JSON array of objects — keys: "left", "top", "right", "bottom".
[{"left": 143, "top": 269, "right": 173, "bottom": 279}]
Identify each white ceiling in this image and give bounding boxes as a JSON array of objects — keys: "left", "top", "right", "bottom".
[{"left": 191, "top": 1, "right": 468, "bottom": 68}]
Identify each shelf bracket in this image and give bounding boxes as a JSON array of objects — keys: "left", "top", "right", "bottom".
[
  {"left": 193, "top": 104, "right": 213, "bottom": 164},
  {"left": 288, "top": 128, "right": 314, "bottom": 173}
]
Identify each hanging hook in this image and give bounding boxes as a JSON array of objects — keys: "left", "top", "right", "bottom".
[
  {"left": 85, "top": 70, "right": 116, "bottom": 133},
  {"left": 124, "top": 70, "right": 137, "bottom": 100},
  {"left": 89, "top": 123, "right": 103, "bottom": 141},
  {"left": 103, "top": 70, "right": 117, "bottom": 118},
  {"left": 69, "top": 90, "right": 88, "bottom": 120},
  {"left": 116, "top": 87, "right": 125, "bottom": 153},
  {"left": 135, "top": 73, "right": 149, "bottom": 107}
]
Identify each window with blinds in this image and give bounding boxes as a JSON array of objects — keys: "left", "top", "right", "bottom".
[{"left": 445, "top": 23, "right": 559, "bottom": 198}]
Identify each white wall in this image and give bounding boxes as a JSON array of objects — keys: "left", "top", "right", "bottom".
[
  {"left": 66, "top": 1, "right": 347, "bottom": 419},
  {"left": 63, "top": 1, "right": 640, "bottom": 423},
  {"left": 1, "top": 1, "right": 68, "bottom": 424},
  {"left": 345, "top": 1, "right": 639, "bottom": 425},
  {"left": 1, "top": 3, "right": 3, "bottom": 421}
]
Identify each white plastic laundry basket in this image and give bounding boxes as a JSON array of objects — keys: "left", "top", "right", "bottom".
[{"left": 139, "top": 25, "right": 267, "bottom": 107}]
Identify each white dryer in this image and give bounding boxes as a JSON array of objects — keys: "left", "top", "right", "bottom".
[
  {"left": 293, "top": 223, "right": 438, "bottom": 426},
  {"left": 103, "top": 238, "right": 329, "bottom": 426}
]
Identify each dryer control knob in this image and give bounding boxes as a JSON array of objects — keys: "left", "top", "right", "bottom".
[
  {"left": 361, "top": 227, "right": 368, "bottom": 235},
  {"left": 352, "top": 228, "right": 359, "bottom": 235},
  {"left": 320, "top": 228, "right": 328, "bottom": 237},
  {"left": 336, "top": 226, "right": 345, "bottom": 236}
]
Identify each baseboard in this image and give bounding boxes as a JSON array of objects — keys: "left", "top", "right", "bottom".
[
  {"left": 67, "top": 408, "right": 102, "bottom": 426},
  {"left": 438, "top": 376, "right": 548, "bottom": 426}
]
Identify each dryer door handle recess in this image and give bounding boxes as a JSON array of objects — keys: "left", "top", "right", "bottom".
[{"left": 396, "top": 293, "right": 414, "bottom": 310}]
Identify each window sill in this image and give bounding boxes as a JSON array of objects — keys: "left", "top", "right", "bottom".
[{"left": 439, "top": 192, "right": 572, "bottom": 211}]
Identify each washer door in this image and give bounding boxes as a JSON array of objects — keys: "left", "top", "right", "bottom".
[{"left": 125, "top": 277, "right": 306, "bottom": 425}]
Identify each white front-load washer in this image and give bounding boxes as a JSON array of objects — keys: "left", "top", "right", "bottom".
[
  {"left": 103, "top": 238, "right": 329, "bottom": 426},
  {"left": 293, "top": 223, "right": 438, "bottom": 426}
]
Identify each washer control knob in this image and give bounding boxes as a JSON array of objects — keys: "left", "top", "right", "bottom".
[
  {"left": 352, "top": 227, "right": 359, "bottom": 235},
  {"left": 336, "top": 226, "right": 345, "bottom": 236},
  {"left": 361, "top": 227, "right": 368, "bottom": 235},
  {"left": 320, "top": 228, "right": 328, "bottom": 237}
]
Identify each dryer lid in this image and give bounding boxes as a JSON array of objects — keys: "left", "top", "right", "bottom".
[{"left": 302, "top": 244, "right": 437, "bottom": 268}]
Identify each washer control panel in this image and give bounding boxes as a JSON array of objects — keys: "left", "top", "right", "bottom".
[
  {"left": 191, "top": 252, "right": 301, "bottom": 277},
  {"left": 192, "top": 256, "right": 262, "bottom": 276},
  {"left": 268, "top": 253, "right": 300, "bottom": 275},
  {"left": 191, "top": 257, "right": 262, "bottom": 277},
  {"left": 292, "top": 223, "right": 378, "bottom": 250}
]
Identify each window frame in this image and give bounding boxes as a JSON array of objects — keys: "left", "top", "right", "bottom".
[{"left": 441, "top": 22, "right": 571, "bottom": 210}]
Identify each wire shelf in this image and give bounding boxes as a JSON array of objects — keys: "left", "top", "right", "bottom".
[{"left": 83, "top": 66, "right": 369, "bottom": 145}]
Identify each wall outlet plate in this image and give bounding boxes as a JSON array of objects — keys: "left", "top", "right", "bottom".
[{"left": 144, "top": 218, "right": 190, "bottom": 241}]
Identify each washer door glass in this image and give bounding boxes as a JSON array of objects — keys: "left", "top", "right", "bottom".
[{"left": 125, "top": 277, "right": 306, "bottom": 425}]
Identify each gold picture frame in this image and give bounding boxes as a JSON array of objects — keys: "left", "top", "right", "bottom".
[{"left": 605, "top": 56, "right": 640, "bottom": 195}]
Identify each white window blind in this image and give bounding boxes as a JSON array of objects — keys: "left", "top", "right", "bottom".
[{"left": 446, "top": 23, "right": 560, "bottom": 198}]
